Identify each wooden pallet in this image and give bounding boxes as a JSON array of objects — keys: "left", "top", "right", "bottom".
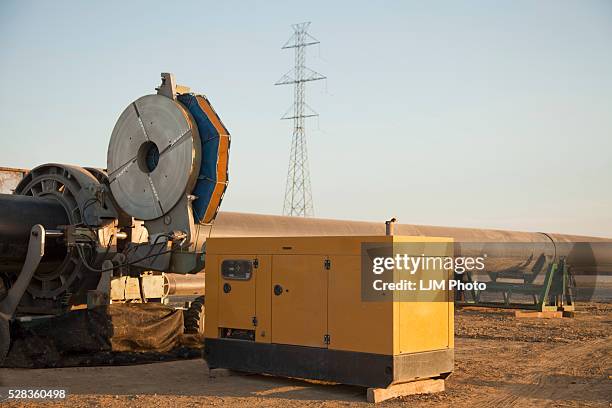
[
  {"left": 366, "top": 378, "right": 444, "bottom": 403},
  {"left": 514, "top": 310, "right": 563, "bottom": 319}
]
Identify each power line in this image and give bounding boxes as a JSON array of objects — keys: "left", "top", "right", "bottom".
[{"left": 275, "top": 22, "right": 326, "bottom": 217}]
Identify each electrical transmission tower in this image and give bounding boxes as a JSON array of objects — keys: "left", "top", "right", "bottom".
[{"left": 275, "top": 22, "right": 326, "bottom": 217}]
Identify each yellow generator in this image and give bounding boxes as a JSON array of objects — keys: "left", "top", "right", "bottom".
[{"left": 204, "top": 235, "right": 454, "bottom": 389}]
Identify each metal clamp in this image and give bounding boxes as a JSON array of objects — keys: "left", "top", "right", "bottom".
[{"left": 0, "top": 224, "right": 46, "bottom": 321}]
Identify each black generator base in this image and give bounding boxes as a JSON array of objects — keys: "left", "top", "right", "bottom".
[{"left": 204, "top": 338, "right": 453, "bottom": 389}]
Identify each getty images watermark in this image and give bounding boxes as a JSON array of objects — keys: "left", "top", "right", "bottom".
[
  {"left": 360, "top": 241, "right": 489, "bottom": 302},
  {"left": 360, "top": 241, "right": 610, "bottom": 303},
  {"left": 370, "top": 253, "right": 487, "bottom": 292}
]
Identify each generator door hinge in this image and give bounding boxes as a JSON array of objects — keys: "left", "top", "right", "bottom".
[
  {"left": 324, "top": 259, "right": 331, "bottom": 270},
  {"left": 252, "top": 316, "right": 258, "bottom": 327},
  {"left": 323, "top": 334, "right": 330, "bottom": 345},
  {"left": 253, "top": 258, "right": 259, "bottom": 269}
]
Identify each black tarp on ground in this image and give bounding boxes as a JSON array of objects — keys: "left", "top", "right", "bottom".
[{"left": 4, "top": 303, "right": 203, "bottom": 368}]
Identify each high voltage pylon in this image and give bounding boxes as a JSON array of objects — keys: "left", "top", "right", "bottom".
[{"left": 275, "top": 22, "right": 326, "bottom": 217}]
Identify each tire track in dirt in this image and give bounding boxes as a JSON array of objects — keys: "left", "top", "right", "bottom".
[{"left": 478, "top": 336, "right": 611, "bottom": 407}]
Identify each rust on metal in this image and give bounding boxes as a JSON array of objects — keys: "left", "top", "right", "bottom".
[{"left": 0, "top": 167, "right": 28, "bottom": 194}]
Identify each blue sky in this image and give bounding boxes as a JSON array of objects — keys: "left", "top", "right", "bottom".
[{"left": 1, "top": 0, "right": 611, "bottom": 237}]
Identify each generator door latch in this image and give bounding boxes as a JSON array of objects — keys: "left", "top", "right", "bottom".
[
  {"left": 323, "top": 334, "right": 330, "bottom": 345},
  {"left": 253, "top": 258, "right": 259, "bottom": 269},
  {"left": 252, "top": 316, "right": 258, "bottom": 327},
  {"left": 324, "top": 259, "right": 331, "bottom": 270}
]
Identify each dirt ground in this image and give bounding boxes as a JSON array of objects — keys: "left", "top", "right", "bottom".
[{"left": 1, "top": 303, "right": 610, "bottom": 407}]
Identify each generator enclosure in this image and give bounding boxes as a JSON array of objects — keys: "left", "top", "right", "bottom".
[{"left": 204, "top": 235, "right": 454, "bottom": 388}]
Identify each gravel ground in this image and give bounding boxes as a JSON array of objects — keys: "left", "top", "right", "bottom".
[{"left": 1, "top": 303, "right": 610, "bottom": 407}]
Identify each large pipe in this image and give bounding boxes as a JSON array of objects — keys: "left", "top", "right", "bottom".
[
  {"left": 0, "top": 194, "right": 68, "bottom": 272},
  {"left": 1, "top": 192, "right": 609, "bottom": 278},
  {"left": 210, "top": 212, "right": 612, "bottom": 274},
  {"left": 164, "top": 273, "right": 205, "bottom": 296}
]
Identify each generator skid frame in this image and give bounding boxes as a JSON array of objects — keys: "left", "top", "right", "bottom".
[{"left": 204, "top": 235, "right": 454, "bottom": 390}]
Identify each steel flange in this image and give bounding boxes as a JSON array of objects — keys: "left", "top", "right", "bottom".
[{"left": 107, "top": 94, "right": 201, "bottom": 221}]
